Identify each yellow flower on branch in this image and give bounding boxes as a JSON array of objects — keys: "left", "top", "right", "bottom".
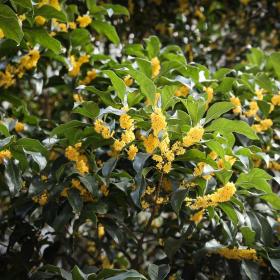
[
  {"left": 119, "top": 114, "right": 134, "bottom": 130},
  {"left": 123, "top": 75, "right": 133, "bottom": 86},
  {"left": 0, "top": 150, "right": 12, "bottom": 164},
  {"left": 15, "top": 122, "right": 25, "bottom": 133},
  {"left": 151, "top": 57, "right": 160, "bottom": 78},
  {"left": 230, "top": 96, "right": 242, "bottom": 114},
  {"left": 182, "top": 126, "right": 204, "bottom": 147},
  {"left": 151, "top": 107, "right": 167, "bottom": 136},
  {"left": 35, "top": 16, "right": 47, "bottom": 26},
  {"left": 143, "top": 134, "right": 159, "bottom": 153},
  {"left": 217, "top": 247, "right": 262, "bottom": 263},
  {"left": 76, "top": 15, "right": 92, "bottom": 28}
]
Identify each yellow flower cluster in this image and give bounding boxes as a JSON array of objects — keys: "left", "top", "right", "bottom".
[
  {"left": 143, "top": 134, "right": 160, "bottom": 153},
  {"left": 230, "top": 96, "right": 242, "bottom": 114},
  {"left": 15, "top": 122, "right": 25, "bottom": 133},
  {"left": 175, "top": 85, "right": 189, "bottom": 97},
  {"left": 183, "top": 126, "right": 204, "bottom": 147},
  {"left": 73, "top": 94, "right": 84, "bottom": 103},
  {"left": 193, "top": 162, "right": 212, "bottom": 180},
  {"left": 217, "top": 247, "right": 262, "bottom": 262},
  {"left": 127, "top": 144, "right": 138, "bottom": 160},
  {"left": 271, "top": 93, "right": 280, "bottom": 106},
  {"left": 203, "top": 86, "right": 214, "bottom": 104},
  {"left": 112, "top": 113, "right": 136, "bottom": 154},
  {"left": 188, "top": 182, "right": 236, "bottom": 209},
  {"left": 151, "top": 57, "right": 161, "bottom": 78},
  {"left": 252, "top": 118, "right": 273, "bottom": 132},
  {"left": 68, "top": 55, "right": 89, "bottom": 77},
  {"left": 255, "top": 88, "right": 264, "bottom": 100},
  {"left": 100, "top": 184, "right": 109, "bottom": 196},
  {"left": 76, "top": 15, "right": 92, "bottom": 28},
  {"left": 38, "top": 0, "right": 61, "bottom": 10},
  {"left": 79, "top": 69, "right": 97, "bottom": 85},
  {"left": 35, "top": 15, "right": 47, "bottom": 26},
  {"left": 245, "top": 101, "right": 259, "bottom": 117},
  {"left": 123, "top": 75, "right": 133, "bottom": 86},
  {"left": 61, "top": 179, "right": 93, "bottom": 201},
  {"left": 190, "top": 209, "right": 204, "bottom": 224},
  {"left": 94, "top": 119, "right": 113, "bottom": 139},
  {"left": 0, "top": 150, "right": 12, "bottom": 164},
  {"left": 0, "top": 28, "right": 4, "bottom": 39},
  {"left": 0, "top": 50, "right": 40, "bottom": 88},
  {"left": 269, "top": 161, "right": 280, "bottom": 171},
  {"left": 65, "top": 143, "right": 89, "bottom": 174},
  {"left": 151, "top": 107, "right": 167, "bottom": 136},
  {"left": 32, "top": 190, "right": 48, "bottom": 206},
  {"left": 217, "top": 155, "right": 236, "bottom": 169}
]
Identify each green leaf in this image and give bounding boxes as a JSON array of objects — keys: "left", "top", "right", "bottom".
[
  {"left": 72, "top": 265, "right": 86, "bottom": 280},
  {"left": 240, "top": 227, "right": 256, "bottom": 246},
  {"left": 4, "top": 160, "right": 22, "bottom": 195},
  {"left": 35, "top": 5, "right": 67, "bottom": 22},
  {"left": 73, "top": 101, "right": 100, "bottom": 119},
  {"left": 0, "top": 124, "right": 10, "bottom": 137},
  {"left": 102, "top": 4, "right": 129, "bottom": 16},
  {"left": 106, "top": 270, "right": 147, "bottom": 280},
  {"left": 236, "top": 168, "right": 272, "bottom": 193},
  {"left": 0, "top": 136, "right": 14, "bottom": 148},
  {"left": 219, "top": 203, "right": 238, "bottom": 226},
  {"left": 261, "top": 193, "right": 280, "bottom": 210},
  {"left": 15, "top": 138, "right": 48, "bottom": 156},
  {"left": 246, "top": 48, "right": 265, "bottom": 65},
  {"left": 103, "top": 70, "right": 126, "bottom": 101},
  {"left": 145, "top": 36, "right": 161, "bottom": 59},
  {"left": 68, "top": 189, "right": 83, "bottom": 214},
  {"left": 92, "top": 20, "right": 120, "bottom": 44},
  {"left": 51, "top": 120, "right": 84, "bottom": 136},
  {"left": 181, "top": 98, "right": 206, "bottom": 125},
  {"left": 79, "top": 174, "right": 98, "bottom": 196},
  {"left": 0, "top": 4, "right": 23, "bottom": 44},
  {"left": 171, "top": 189, "right": 188, "bottom": 215},
  {"left": 24, "top": 28, "right": 62, "bottom": 54},
  {"left": 148, "top": 264, "right": 170, "bottom": 280},
  {"left": 268, "top": 258, "right": 280, "bottom": 274},
  {"left": 241, "top": 261, "right": 260, "bottom": 280},
  {"left": 270, "top": 52, "right": 280, "bottom": 79},
  {"left": 70, "top": 29, "right": 91, "bottom": 47},
  {"left": 128, "top": 69, "right": 156, "bottom": 104},
  {"left": 10, "top": 0, "right": 33, "bottom": 10},
  {"left": 102, "top": 157, "right": 118, "bottom": 178},
  {"left": 204, "top": 102, "right": 234, "bottom": 124},
  {"left": 206, "top": 118, "right": 258, "bottom": 140},
  {"left": 216, "top": 77, "right": 235, "bottom": 93},
  {"left": 136, "top": 58, "right": 152, "bottom": 77}
]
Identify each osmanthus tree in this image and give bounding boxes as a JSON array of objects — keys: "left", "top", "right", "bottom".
[{"left": 0, "top": 1, "right": 279, "bottom": 280}]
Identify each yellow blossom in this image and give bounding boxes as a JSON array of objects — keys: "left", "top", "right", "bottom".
[
  {"left": 0, "top": 149, "right": 12, "bottom": 164},
  {"left": 98, "top": 224, "right": 105, "bottom": 238},
  {"left": 230, "top": 96, "right": 242, "bottom": 114},
  {"left": 127, "top": 144, "right": 138, "bottom": 160},
  {"left": 18, "top": 14, "right": 26, "bottom": 22},
  {"left": 182, "top": 126, "right": 204, "bottom": 147},
  {"left": 100, "top": 184, "right": 109, "bottom": 196},
  {"left": 145, "top": 186, "right": 155, "bottom": 195},
  {"left": 203, "top": 86, "right": 214, "bottom": 103},
  {"left": 171, "top": 141, "right": 185, "bottom": 155},
  {"left": 94, "top": 119, "right": 113, "bottom": 139},
  {"left": 255, "top": 88, "right": 264, "bottom": 100},
  {"left": 143, "top": 134, "right": 159, "bottom": 153},
  {"left": 151, "top": 108, "right": 167, "bottom": 136},
  {"left": 189, "top": 182, "right": 236, "bottom": 209},
  {"left": 68, "top": 55, "right": 89, "bottom": 77},
  {"left": 35, "top": 15, "right": 46, "bottom": 26},
  {"left": 38, "top": 0, "right": 61, "bottom": 10},
  {"left": 175, "top": 85, "right": 189, "bottom": 97},
  {"left": 217, "top": 247, "right": 261, "bottom": 262},
  {"left": 193, "top": 162, "right": 212, "bottom": 180},
  {"left": 151, "top": 57, "right": 160, "bottom": 78},
  {"left": 252, "top": 119, "right": 273, "bottom": 132},
  {"left": 79, "top": 69, "right": 97, "bottom": 85},
  {"left": 75, "top": 156, "right": 89, "bottom": 174},
  {"left": 121, "top": 130, "right": 135, "bottom": 144},
  {"left": 163, "top": 162, "right": 172, "bottom": 173},
  {"left": 141, "top": 199, "right": 150, "bottom": 209},
  {"left": 65, "top": 145, "right": 80, "bottom": 161},
  {"left": 113, "top": 139, "right": 126, "bottom": 152},
  {"left": 76, "top": 15, "right": 92, "bottom": 28},
  {"left": 245, "top": 101, "right": 259, "bottom": 117},
  {"left": 73, "top": 94, "right": 84, "bottom": 103},
  {"left": 33, "top": 191, "right": 48, "bottom": 206},
  {"left": 120, "top": 114, "right": 134, "bottom": 130},
  {"left": 0, "top": 65, "right": 16, "bottom": 88},
  {"left": 19, "top": 49, "right": 40, "bottom": 71},
  {"left": 190, "top": 210, "right": 204, "bottom": 224},
  {"left": 123, "top": 75, "right": 133, "bottom": 86},
  {"left": 15, "top": 122, "right": 25, "bottom": 133},
  {"left": 217, "top": 155, "right": 236, "bottom": 169},
  {"left": 271, "top": 93, "right": 280, "bottom": 106},
  {"left": 68, "top": 22, "right": 77, "bottom": 29},
  {"left": 0, "top": 28, "right": 4, "bottom": 39}
]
